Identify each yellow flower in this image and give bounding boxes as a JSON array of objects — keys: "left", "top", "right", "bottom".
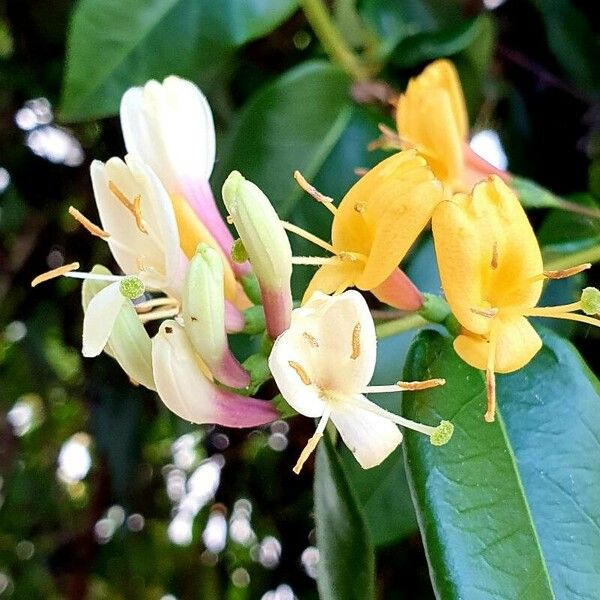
[
  {"left": 395, "top": 59, "right": 508, "bottom": 193},
  {"left": 432, "top": 175, "right": 599, "bottom": 422},
  {"left": 290, "top": 150, "right": 443, "bottom": 310}
]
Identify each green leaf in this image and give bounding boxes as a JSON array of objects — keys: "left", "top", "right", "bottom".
[
  {"left": 315, "top": 434, "right": 375, "bottom": 600},
  {"left": 214, "top": 61, "right": 352, "bottom": 220},
  {"left": 402, "top": 328, "right": 600, "bottom": 599},
  {"left": 60, "top": 0, "right": 297, "bottom": 121},
  {"left": 390, "top": 16, "right": 484, "bottom": 69}
]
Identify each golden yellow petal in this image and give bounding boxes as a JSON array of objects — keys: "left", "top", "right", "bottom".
[{"left": 302, "top": 260, "right": 362, "bottom": 304}]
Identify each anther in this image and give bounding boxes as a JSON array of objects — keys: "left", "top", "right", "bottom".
[
  {"left": 108, "top": 181, "right": 147, "bottom": 233},
  {"left": 31, "top": 262, "right": 80, "bottom": 287},
  {"left": 350, "top": 322, "right": 361, "bottom": 359},
  {"left": 293, "top": 431, "right": 322, "bottom": 474},
  {"left": 471, "top": 307, "right": 499, "bottom": 318},
  {"left": 302, "top": 332, "right": 319, "bottom": 347},
  {"left": 397, "top": 378, "right": 445, "bottom": 391},
  {"left": 543, "top": 263, "right": 591, "bottom": 280},
  {"left": 485, "top": 369, "right": 496, "bottom": 423},
  {"left": 491, "top": 242, "right": 498, "bottom": 270},
  {"left": 293, "top": 171, "right": 337, "bottom": 213},
  {"left": 68, "top": 206, "right": 110, "bottom": 238},
  {"left": 288, "top": 360, "right": 312, "bottom": 385}
]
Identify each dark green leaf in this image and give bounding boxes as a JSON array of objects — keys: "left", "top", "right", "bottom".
[
  {"left": 315, "top": 434, "right": 375, "bottom": 600},
  {"left": 402, "top": 328, "right": 600, "bottom": 599},
  {"left": 60, "top": 0, "right": 297, "bottom": 121},
  {"left": 390, "top": 16, "right": 484, "bottom": 69},
  {"left": 214, "top": 61, "right": 352, "bottom": 220}
]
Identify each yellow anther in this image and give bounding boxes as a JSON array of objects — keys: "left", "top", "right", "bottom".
[
  {"left": 288, "top": 360, "right": 312, "bottom": 385},
  {"left": 68, "top": 206, "right": 110, "bottom": 238},
  {"left": 108, "top": 181, "right": 147, "bottom": 233},
  {"left": 350, "top": 322, "right": 361, "bottom": 359},
  {"left": 543, "top": 263, "right": 591, "bottom": 280},
  {"left": 293, "top": 170, "right": 337, "bottom": 214},
  {"left": 397, "top": 378, "right": 446, "bottom": 391},
  {"left": 31, "top": 262, "right": 80, "bottom": 287},
  {"left": 302, "top": 332, "right": 319, "bottom": 347},
  {"left": 471, "top": 307, "right": 499, "bottom": 318}
]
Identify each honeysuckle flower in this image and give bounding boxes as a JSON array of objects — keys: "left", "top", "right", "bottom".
[
  {"left": 152, "top": 320, "right": 277, "bottom": 427},
  {"left": 432, "top": 175, "right": 600, "bottom": 422},
  {"left": 82, "top": 266, "right": 155, "bottom": 390},
  {"left": 393, "top": 59, "right": 509, "bottom": 193},
  {"left": 183, "top": 244, "right": 250, "bottom": 389},
  {"left": 222, "top": 171, "right": 293, "bottom": 339},
  {"left": 268, "top": 291, "right": 453, "bottom": 472},
  {"left": 287, "top": 150, "right": 443, "bottom": 310},
  {"left": 120, "top": 76, "right": 250, "bottom": 280}
]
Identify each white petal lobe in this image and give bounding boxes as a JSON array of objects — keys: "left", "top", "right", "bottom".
[{"left": 82, "top": 282, "right": 126, "bottom": 357}]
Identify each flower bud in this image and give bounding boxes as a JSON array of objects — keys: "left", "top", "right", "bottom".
[
  {"left": 183, "top": 244, "right": 250, "bottom": 388},
  {"left": 82, "top": 266, "right": 155, "bottom": 390},
  {"left": 222, "top": 171, "right": 292, "bottom": 338}
]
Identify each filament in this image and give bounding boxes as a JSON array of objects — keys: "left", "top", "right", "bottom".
[
  {"left": 293, "top": 409, "right": 331, "bottom": 474},
  {"left": 281, "top": 221, "right": 335, "bottom": 254}
]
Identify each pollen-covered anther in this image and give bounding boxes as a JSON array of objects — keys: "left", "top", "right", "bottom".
[
  {"left": 350, "top": 322, "right": 361, "bottom": 359},
  {"left": 429, "top": 420, "right": 454, "bottom": 446},
  {"left": 544, "top": 263, "right": 592, "bottom": 280},
  {"left": 338, "top": 251, "right": 359, "bottom": 263},
  {"left": 397, "top": 378, "right": 446, "bottom": 391},
  {"left": 108, "top": 180, "right": 147, "bottom": 233},
  {"left": 471, "top": 307, "right": 499, "bottom": 318},
  {"left": 302, "top": 332, "right": 319, "bottom": 347},
  {"left": 288, "top": 360, "right": 312, "bottom": 385},
  {"left": 293, "top": 170, "right": 336, "bottom": 213},
  {"left": 31, "top": 262, "right": 80, "bottom": 287},
  {"left": 68, "top": 206, "right": 110, "bottom": 239}
]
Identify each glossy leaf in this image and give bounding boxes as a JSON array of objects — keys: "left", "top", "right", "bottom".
[
  {"left": 213, "top": 61, "right": 352, "bottom": 219},
  {"left": 315, "top": 434, "right": 375, "bottom": 600},
  {"left": 402, "top": 328, "right": 600, "bottom": 599},
  {"left": 60, "top": 0, "right": 297, "bottom": 121}
]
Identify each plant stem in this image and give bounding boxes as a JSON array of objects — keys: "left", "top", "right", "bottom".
[
  {"left": 299, "top": 0, "right": 370, "bottom": 81},
  {"left": 375, "top": 313, "right": 428, "bottom": 338},
  {"left": 544, "top": 244, "right": 600, "bottom": 272}
]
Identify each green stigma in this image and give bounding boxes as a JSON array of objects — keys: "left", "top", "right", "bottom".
[
  {"left": 231, "top": 238, "right": 249, "bottom": 263},
  {"left": 119, "top": 276, "right": 145, "bottom": 300},
  {"left": 429, "top": 420, "right": 454, "bottom": 446},
  {"left": 581, "top": 287, "right": 600, "bottom": 315}
]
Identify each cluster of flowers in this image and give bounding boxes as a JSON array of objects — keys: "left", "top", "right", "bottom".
[{"left": 34, "top": 60, "right": 600, "bottom": 472}]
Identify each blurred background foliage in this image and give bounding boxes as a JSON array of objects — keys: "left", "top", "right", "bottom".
[{"left": 0, "top": 0, "right": 599, "bottom": 598}]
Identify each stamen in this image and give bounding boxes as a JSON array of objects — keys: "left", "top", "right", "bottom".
[
  {"left": 293, "top": 409, "right": 330, "bottom": 474},
  {"left": 302, "top": 332, "right": 319, "bottom": 347},
  {"left": 350, "top": 322, "right": 361, "bottom": 359},
  {"left": 491, "top": 242, "right": 498, "bottom": 270},
  {"left": 293, "top": 171, "right": 337, "bottom": 215},
  {"left": 524, "top": 310, "right": 600, "bottom": 328},
  {"left": 31, "top": 262, "right": 80, "bottom": 287},
  {"left": 138, "top": 306, "right": 180, "bottom": 323},
  {"left": 291, "top": 256, "right": 336, "bottom": 266},
  {"left": 367, "top": 124, "right": 402, "bottom": 151},
  {"left": 281, "top": 221, "right": 336, "bottom": 254},
  {"left": 543, "top": 263, "right": 591, "bottom": 280},
  {"left": 68, "top": 207, "right": 110, "bottom": 238},
  {"left": 397, "top": 378, "right": 446, "bottom": 391},
  {"left": 135, "top": 297, "right": 180, "bottom": 314},
  {"left": 484, "top": 325, "right": 498, "bottom": 423},
  {"left": 108, "top": 181, "right": 147, "bottom": 233},
  {"left": 288, "top": 360, "right": 312, "bottom": 385},
  {"left": 471, "top": 307, "right": 499, "bottom": 318}
]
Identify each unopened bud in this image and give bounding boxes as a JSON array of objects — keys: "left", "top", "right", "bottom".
[
  {"left": 222, "top": 171, "right": 293, "bottom": 338},
  {"left": 581, "top": 287, "right": 600, "bottom": 315},
  {"left": 429, "top": 420, "right": 454, "bottom": 446},
  {"left": 183, "top": 244, "right": 250, "bottom": 388}
]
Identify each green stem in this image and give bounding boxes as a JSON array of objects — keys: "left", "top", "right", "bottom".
[
  {"left": 299, "top": 0, "right": 370, "bottom": 81},
  {"left": 375, "top": 313, "right": 428, "bottom": 338},
  {"left": 544, "top": 244, "right": 600, "bottom": 272}
]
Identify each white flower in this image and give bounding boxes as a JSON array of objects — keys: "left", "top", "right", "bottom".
[
  {"left": 268, "top": 291, "right": 452, "bottom": 472},
  {"left": 90, "top": 154, "right": 186, "bottom": 297}
]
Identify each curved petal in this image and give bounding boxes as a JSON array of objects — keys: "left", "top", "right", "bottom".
[
  {"left": 302, "top": 260, "right": 362, "bottom": 304},
  {"left": 454, "top": 316, "right": 542, "bottom": 373},
  {"left": 152, "top": 321, "right": 276, "bottom": 427},
  {"left": 82, "top": 282, "right": 125, "bottom": 357},
  {"left": 331, "top": 394, "right": 402, "bottom": 469},
  {"left": 370, "top": 268, "right": 422, "bottom": 310},
  {"left": 120, "top": 76, "right": 216, "bottom": 191}
]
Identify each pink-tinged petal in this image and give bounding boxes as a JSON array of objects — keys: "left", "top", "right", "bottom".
[
  {"left": 371, "top": 268, "right": 423, "bottom": 311},
  {"left": 330, "top": 394, "right": 403, "bottom": 469},
  {"left": 463, "top": 143, "right": 511, "bottom": 192},
  {"left": 213, "top": 350, "right": 251, "bottom": 389},
  {"left": 261, "top": 285, "right": 293, "bottom": 339},
  {"left": 152, "top": 321, "right": 276, "bottom": 427},
  {"left": 225, "top": 300, "right": 245, "bottom": 333}
]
